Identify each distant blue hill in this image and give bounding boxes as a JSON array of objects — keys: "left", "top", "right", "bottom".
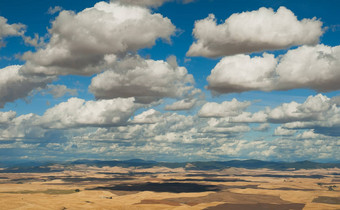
[{"left": 0, "top": 159, "right": 339, "bottom": 173}]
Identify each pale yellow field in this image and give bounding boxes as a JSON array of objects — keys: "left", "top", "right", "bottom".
[{"left": 0, "top": 166, "right": 339, "bottom": 210}]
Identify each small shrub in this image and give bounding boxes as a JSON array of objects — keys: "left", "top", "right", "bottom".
[{"left": 328, "top": 186, "right": 334, "bottom": 191}]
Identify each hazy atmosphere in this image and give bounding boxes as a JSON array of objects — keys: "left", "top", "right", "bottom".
[{"left": 0, "top": 0, "right": 339, "bottom": 163}]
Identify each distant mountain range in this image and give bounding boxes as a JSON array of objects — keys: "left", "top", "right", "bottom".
[
  {"left": 69, "top": 159, "right": 340, "bottom": 170},
  {"left": 0, "top": 159, "right": 339, "bottom": 173}
]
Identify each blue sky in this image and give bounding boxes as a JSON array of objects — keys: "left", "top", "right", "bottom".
[{"left": 0, "top": 0, "right": 339, "bottom": 163}]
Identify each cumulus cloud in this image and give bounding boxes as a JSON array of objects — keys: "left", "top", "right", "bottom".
[
  {"left": 187, "top": 6, "right": 323, "bottom": 57},
  {"left": 0, "top": 113, "right": 44, "bottom": 140},
  {"left": 0, "top": 2, "right": 176, "bottom": 108},
  {"left": 0, "top": 15, "right": 44, "bottom": 48},
  {"left": 165, "top": 99, "right": 196, "bottom": 111},
  {"left": 330, "top": 95, "right": 340, "bottom": 106},
  {"left": 68, "top": 134, "right": 339, "bottom": 161},
  {"left": 47, "top": 6, "right": 63, "bottom": 15},
  {"left": 198, "top": 98, "right": 251, "bottom": 117},
  {"left": 197, "top": 98, "right": 267, "bottom": 124},
  {"left": 202, "top": 118, "right": 250, "bottom": 134},
  {"left": 274, "top": 126, "right": 296, "bottom": 136},
  {"left": 0, "top": 97, "right": 141, "bottom": 139},
  {"left": 0, "top": 65, "right": 54, "bottom": 108},
  {"left": 45, "top": 84, "right": 77, "bottom": 98},
  {"left": 207, "top": 45, "right": 340, "bottom": 93},
  {"left": 268, "top": 101, "right": 306, "bottom": 123},
  {"left": 89, "top": 56, "right": 195, "bottom": 103},
  {"left": 253, "top": 123, "right": 270, "bottom": 132},
  {"left": 0, "top": 111, "right": 16, "bottom": 124},
  {"left": 25, "top": 105, "right": 337, "bottom": 161},
  {"left": 77, "top": 112, "right": 198, "bottom": 142},
  {"left": 275, "top": 44, "right": 340, "bottom": 92},
  {"left": 39, "top": 97, "right": 139, "bottom": 129},
  {"left": 297, "top": 129, "right": 320, "bottom": 139},
  {"left": 21, "top": 1, "right": 175, "bottom": 76},
  {"left": 75, "top": 110, "right": 251, "bottom": 146},
  {"left": 22, "top": 33, "right": 45, "bottom": 48},
  {"left": 207, "top": 54, "right": 277, "bottom": 93},
  {"left": 195, "top": 94, "right": 340, "bottom": 137},
  {"left": 230, "top": 111, "right": 267, "bottom": 123},
  {"left": 0, "top": 16, "right": 26, "bottom": 47},
  {"left": 2, "top": 95, "right": 338, "bottom": 161},
  {"left": 3, "top": 94, "right": 335, "bottom": 161},
  {"left": 213, "top": 137, "right": 339, "bottom": 161},
  {"left": 268, "top": 94, "right": 333, "bottom": 123},
  {"left": 268, "top": 94, "right": 340, "bottom": 136},
  {"left": 130, "top": 109, "right": 161, "bottom": 124}
]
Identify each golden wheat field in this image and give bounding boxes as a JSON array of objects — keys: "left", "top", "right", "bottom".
[{"left": 0, "top": 165, "right": 339, "bottom": 210}]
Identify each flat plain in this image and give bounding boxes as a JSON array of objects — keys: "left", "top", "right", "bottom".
[{"left": 0, "top": 165, "right": 339, "bottom": 210}]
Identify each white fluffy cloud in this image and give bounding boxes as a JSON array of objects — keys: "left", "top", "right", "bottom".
[
  {"left": 77, "top": 112, "right": 198, "bottom": 142},
  {"left": 202, "top": 118, "right": 250, "bottom": 134},
  {"left": 268, "top": 94, "right": 334, "bottom": 123},
  {"left": 197, "top": 99, "right": 267, "bottom": 125},
  {"left": 331, "top": 95, "right": 340, "bottom": 106},
  {"left": 195, "top": 94, "right": 340, "bottom": 137},
  {"left": 297, "top": 129, "right": 320, "bottom": 139},
  {"left": 275, "top": 45, "right": 340, "bottom": 92},
  {"left": 45, "top": 84, "right": 77, "bottom": 98},
  {"left": 89, "top": 56, "right": 195, "bottom": 103},
  {"left": 207, "top": 54, "right": 277, "bottom": 93},
  {"left": 0, "top": 16, "right": 25, "bottom": 47},
  {"left": 22, "top": 33, "right": 45, "bottom": 48},
  {"left": 2, "top": 1, "right": 339, "bottom": 163},
  {"left": 229, "top": 111, "right": 267, "bottom": 123},
  {"left": 268, "top": 94, "right": 340, "bottom": 136},
  {"left": 39, "top": 97, "right": 139, "bottom": 129},
  {"left": 198, "top": 98, "right": 251, "bottom": 117},
  {"left": 47, "top": 6, "right": 63, "bottom": 15},
  {"left": 0, "top": 111, "right": 16, "bottom": 124},
  {"left": 268, "top": 101, "right": 306, "bottom": 123},
  {"left": 274, "top": 126, "right": 296, "bottom": 136},
  {"left": 0, "top": 97, "right": 141, "bottom": 139},
  {"left": 165, "top": 99, "right": 196, "bottom": 111},
  {"left": 207, "top": 45, "right": 340, "bottom": 93},
  {"left": 0, "top": 65, "right": 54, "bottom": 108},
  {"left": 187, "top": 6, "right": 323, "bottom": 57},
  {"left": 67, "top": 134, "right": 339, "bottom": 161},
  {"left": 0, "top": 113, "right": 44, "bottom": 140},
  {"left": 21, "top": 1, "right": 175, "bottom": 76},
  {"left": 3, "top": 94, "right": 338, "bottom": 161},
  {"left": 130, "top": 109, "right": 161, "bottom": 124},
  {"left": 0, "top": 15, "right": 44, "bottom": 48},
  {"left": 0, "top": 2, "right": 176, "bottom": 108},
  {"left": 253, "top": 123, "right": 270, "bottom": 132},
  {"left": 213, "top": 137, "right": 339, "bottom": 161},
  {"left": 75, "top": 110, "right": 250, "bottom": 145}
]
